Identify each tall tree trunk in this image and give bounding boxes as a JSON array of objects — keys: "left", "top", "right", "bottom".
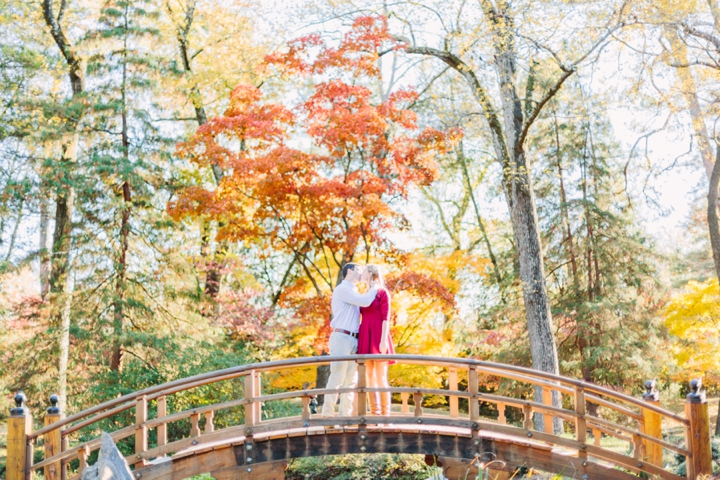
[
  {"left": 457, "top": 147, "right": 503, "bottom": 292},
  {"left": 111, "top": 36, "right": 132, "bottom": 373},
  {"left": 490, "top": 5, "right": 561, "bottom": 433},
  {"left": 39, "top": 190, "right": 50, "bottom": 298},
  {"left": 399, "top": 5, "right": 564, "bottom": 432},
  {"left": 42, "top": 0, "right": 85, "bottom": 413},
  {"left": 666, "top": 29, "right": 715, "bottom": 178},
  {"left": 171, "top": 0, "right": 226, "bottom": 299},
  {"left": 553, "top": 111, "right": 578, "bottom": 286}
]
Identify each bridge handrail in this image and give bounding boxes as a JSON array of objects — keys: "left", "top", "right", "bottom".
[{"left": 29, "top": 354, "right": 688, "bottom": 440}]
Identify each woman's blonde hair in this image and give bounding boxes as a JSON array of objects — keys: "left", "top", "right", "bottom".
[{"left": 365, "top": 264, "right": 386, "bottom": 289}]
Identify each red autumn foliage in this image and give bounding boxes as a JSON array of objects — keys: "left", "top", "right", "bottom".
[{"left": 169, "top": 15, "right": 460, "bottom": 345}]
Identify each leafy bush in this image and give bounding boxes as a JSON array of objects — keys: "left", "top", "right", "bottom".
[{"left": 285, "top": 454, "right": 442, "bottom": 480}]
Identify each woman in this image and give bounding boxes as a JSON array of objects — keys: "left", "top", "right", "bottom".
[{"left": 357, "top": 264, "right": 395, "bottom": 416}]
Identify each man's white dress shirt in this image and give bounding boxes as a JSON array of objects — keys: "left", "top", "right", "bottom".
[{"left": 330, "top": 280, "right": 377, "bottom": 333}]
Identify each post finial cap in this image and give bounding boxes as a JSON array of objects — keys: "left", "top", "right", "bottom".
[
  {"left": 10, "top": 390, "right": 27, "bottom": 415},
  {"left": 642, "top": 380, "right": 659, "bottom": 402},
  {"left": 47, "top": 394, "right": 60, "bottom": 414},
  {"left": 687, "top": 378, "right": 706, "bottom": 403}
]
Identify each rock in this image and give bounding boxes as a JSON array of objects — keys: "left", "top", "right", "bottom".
[{"left": 80, "top": 432, "right": 134, "bottom": 480}]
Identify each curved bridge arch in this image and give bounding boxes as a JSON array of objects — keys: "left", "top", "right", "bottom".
[{"left": 11, "top": 355, "right": 711, "bottom": 479}]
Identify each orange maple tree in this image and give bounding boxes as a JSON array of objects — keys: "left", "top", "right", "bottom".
[{"left": 169, "top": 16, "right": 459, "bottom": 351}]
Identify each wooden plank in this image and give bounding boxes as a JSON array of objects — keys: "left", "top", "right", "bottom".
[{"left": 43, "top": 413, "right": 63, "bottom": 480}]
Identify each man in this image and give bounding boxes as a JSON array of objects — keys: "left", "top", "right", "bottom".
[{"left": 321, "top": 263, "right": 377, "bottom": 417}]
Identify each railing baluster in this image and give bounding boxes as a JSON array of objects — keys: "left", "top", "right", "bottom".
[
  {"left": 190, "top": 412, "right": 201, "bottom": 437},
  {"left": 135, "top": 395, "right": 148, "bottom": 468},
  {"left": 413, "top": 393, "right": 423, "bottom": 417},
  {"left": 157, "top": 395, "right": 167, "bottom": 450},
  {"left": 78, "top": 445, "right": 89, "bottom": 477},
  {"left": 497, "top": 402, "right": 506, "bottom": 424},
  {"left": 592, "top": 428, "right": 601, "bottom": 446},
  {"left": 401, "top": 392, "right": 409, "bottom": 414},
  {"left": 632, "top": 434, "right": 643, "bottom": 460},
  {"left": 44, "top": 395, "right": 62, "bottom": 480},
  {"left": 522, "top": 405, "right": 533, "bottom": 431},
  {"left": 468, "top": 366, "right": 479, "bottom": 422},
  {"left": 449, "top": 367, "right": 458, "bottom": 418},
  {"left": 574, "top": 387, "right": 587, "bottom": 459},
  {"left": 302, "top": 396, "right": 311, "bottom": 422},
  {"left": 204, "top": 411, "right": 215, "bottom": 433},
  {"left": 357, "top": 359, "right": 367, "bottom": 416}
]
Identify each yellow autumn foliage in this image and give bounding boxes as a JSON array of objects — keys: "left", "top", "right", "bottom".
[{"left": 664, "top": 278, "right": 720, "bottom": 383}]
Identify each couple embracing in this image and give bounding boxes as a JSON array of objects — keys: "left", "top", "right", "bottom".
[{"left": 322, "top": 262, "right": 395, "bottom": 417}]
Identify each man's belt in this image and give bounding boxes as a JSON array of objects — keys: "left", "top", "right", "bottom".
[{"left": 333, "top": 328, "right": 358, "bottom": 338}]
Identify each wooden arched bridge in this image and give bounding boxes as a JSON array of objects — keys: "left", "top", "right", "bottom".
[{"left": 6, "top": 355, "right": 714, "bottom": 480}]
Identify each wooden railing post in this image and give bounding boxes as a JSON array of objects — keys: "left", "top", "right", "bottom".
[
  {"left": 641, "top": 380, "right": 662, "bottom": 467},
  {"left": 135, "top": 395, "right": 148, "bottom": 469},
  {"left": 7, "top": 392, "right": 32, "bottom": 480},
  {"left": 357, "top": 359, "right": 367, "bottom": 416},
  {"left": 43, "top": 394, "right": 63, "bottom": 480},
  {"left": 685, "top": 379, "right": 712, "bottom": 478},
  {"left": 157, "top": 395, "right": 167, "bottom": 451},
  {"left": 542, "top": 386, "right": 553, "bottom": 434},
  {"left": 401, "top": 392, "right": 409, "bottom": 414},
  {"left": 468, "top": 366, "right": 479, "bottom": 422},
  {"left": 574, "top": 387, "right": 587, "bottom": 459},
  {"left": 244, "top": 371, "right": 258, "bottom": 429},
  {"left": 448, "top": 367, "right": 458, "bottom": 418}
]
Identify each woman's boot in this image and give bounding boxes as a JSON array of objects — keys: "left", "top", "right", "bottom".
[
  {"left": 380, "top": 392, "right": 391, "bottom": 416},
  {"left": 368, "top": 392, "right": 380, "bottom": 415}
]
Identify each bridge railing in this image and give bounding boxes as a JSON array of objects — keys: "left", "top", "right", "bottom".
[{"left": 6, "top": 355, "right": 713, "bottom": 480}]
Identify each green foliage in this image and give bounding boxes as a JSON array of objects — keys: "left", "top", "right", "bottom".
[{"left": 285, "top": 454, "right": 441, "bottom": 480}]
